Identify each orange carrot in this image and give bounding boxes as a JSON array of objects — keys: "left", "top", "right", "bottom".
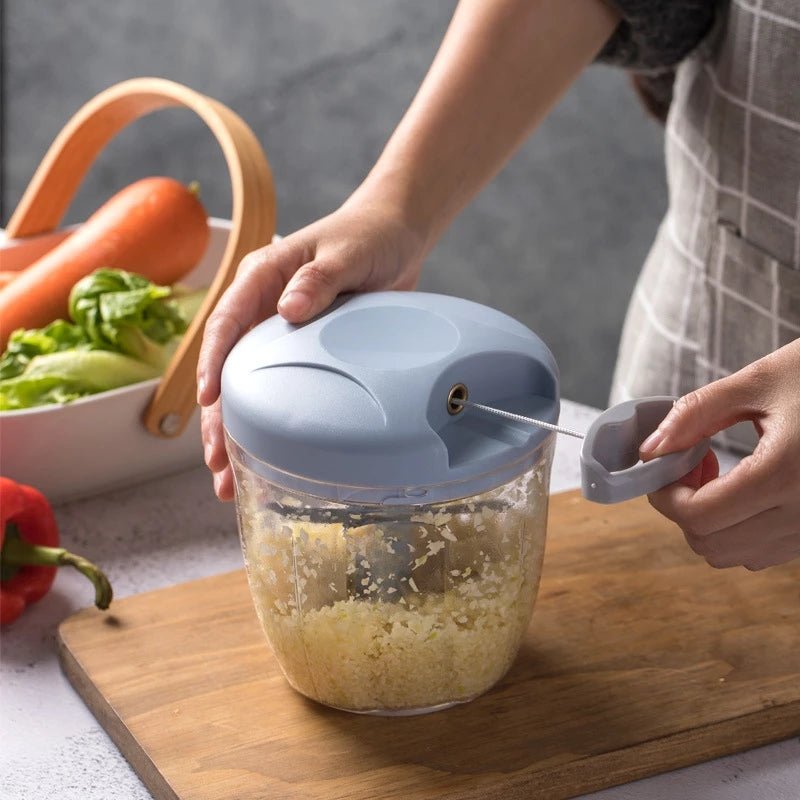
[
  {"left": 0, "top": 272, "right": 19, "bottom": 290},
  {"left": 0, "top": 177, "right": 209, "bottom": 349}
]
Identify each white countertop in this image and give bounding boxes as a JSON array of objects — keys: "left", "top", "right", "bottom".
[{"left": 1, "top": 399, "right": 797, "bottom": 800}]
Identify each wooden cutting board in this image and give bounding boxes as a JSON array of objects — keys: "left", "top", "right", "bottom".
[{"left": 57, "top": 490, "right": 800, "bottom": 800}]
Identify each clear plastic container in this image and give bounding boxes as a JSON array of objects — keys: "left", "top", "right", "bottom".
[{"left": 227, "top": 433, "right": 554, "bottom": 716}]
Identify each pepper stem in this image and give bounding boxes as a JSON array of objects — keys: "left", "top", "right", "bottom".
[{"left": 2, "top": 537, "right": 113, "bottom": 610}]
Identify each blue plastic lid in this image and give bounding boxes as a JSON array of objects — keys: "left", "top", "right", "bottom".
[{"left": 221, "top": 292, "right": 559, "bottom": 504}]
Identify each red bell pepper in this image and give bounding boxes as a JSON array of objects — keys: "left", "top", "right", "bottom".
[{"left": 1, "top": 477, "right": 112, "bottom": 625}]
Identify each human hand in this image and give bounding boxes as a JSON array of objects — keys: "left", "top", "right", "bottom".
[
  {"left": 197, "top": 197, "right": 428, "bottom": 500},
  {"left": 195, "top": 0, "right": 622, "bottom": 502},
  {"left": 639, "top": 338, "right": 800, "bottom": 570}
]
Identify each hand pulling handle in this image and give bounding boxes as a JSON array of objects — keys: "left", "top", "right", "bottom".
[{"left": 580, "top": 397, "right": 710, "bottom": 504}]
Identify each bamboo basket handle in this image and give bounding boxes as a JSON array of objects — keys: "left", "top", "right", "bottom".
[{"left": 5, "top": 77, "right": 276, "bottom": 438}]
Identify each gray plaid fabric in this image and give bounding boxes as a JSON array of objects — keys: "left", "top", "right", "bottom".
[{"left": 610, "top": 0, "right": 800, "bottom": 452}]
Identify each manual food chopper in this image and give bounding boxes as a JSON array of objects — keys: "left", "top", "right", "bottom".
[{"left": 221, "top": 291, "right": 707, "bottom": 715}]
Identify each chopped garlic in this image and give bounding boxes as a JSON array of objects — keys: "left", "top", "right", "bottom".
[
  {"left": 427, "top": 541, "right": 445, "bottom": 556},
  {"left": 235, "top": 445, "right": 553, "bottom": 713}
]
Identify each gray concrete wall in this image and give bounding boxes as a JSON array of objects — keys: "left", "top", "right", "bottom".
[{"left": 2, "top": 1, "right": 667, "bottom": 408}]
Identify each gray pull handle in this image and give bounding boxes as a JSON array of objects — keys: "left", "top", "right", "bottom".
[{"left": 580, "top": 397, "right": 710, "bottom": 504}]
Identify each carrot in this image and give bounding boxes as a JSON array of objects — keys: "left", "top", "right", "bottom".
[
  {"left": 0, "top": 177, "right": 209, "bottom": 349},
  {"left": 0, "top": 272, "right": 19, "bottom": 290}
]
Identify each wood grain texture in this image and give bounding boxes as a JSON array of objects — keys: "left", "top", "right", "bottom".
[{"left": 57, "top": 491, "right": 800, "bottom": 800}]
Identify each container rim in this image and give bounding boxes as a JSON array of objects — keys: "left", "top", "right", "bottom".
[{"left": 225, "top": 428, "right": 554, "bottom": 507}]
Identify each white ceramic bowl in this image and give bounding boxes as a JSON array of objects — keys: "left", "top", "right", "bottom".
[{"left": 0, "top": 218, "right": 237, "bottom": 503}]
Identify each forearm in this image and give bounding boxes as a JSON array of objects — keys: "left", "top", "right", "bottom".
[{"left": 351, "top": 0, "right": 620, "bottom": 249}]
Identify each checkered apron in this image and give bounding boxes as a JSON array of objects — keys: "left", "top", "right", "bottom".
[{"left": 609, "top": 0, "right": 800, "bottom": 452}]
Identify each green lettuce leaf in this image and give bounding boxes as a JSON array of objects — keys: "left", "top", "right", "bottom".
[
  {"left": 0, "top": 350, "right": 160, "bottom": 411},
  {"left": 1, "top": 268, "right": 206, "bottom": 411},
  {"left": 0, "top": 320, "right": 93, "bottom": 380},
  {"left": 69, "top": 268, "right": 189, "bottom": 367}
]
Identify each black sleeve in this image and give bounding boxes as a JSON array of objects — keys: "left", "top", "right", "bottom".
[{"left": 598, "top": 0, "right": 721, "bottom": 71}]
